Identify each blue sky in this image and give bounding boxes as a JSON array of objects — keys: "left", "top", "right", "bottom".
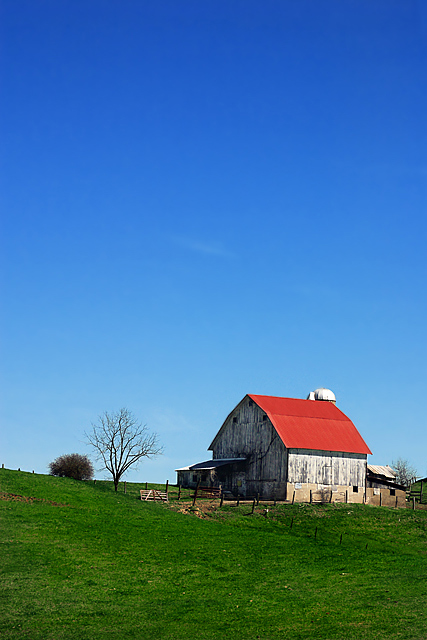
[{"left": 1, "top": 0, "right": 426, "bottom": 482}]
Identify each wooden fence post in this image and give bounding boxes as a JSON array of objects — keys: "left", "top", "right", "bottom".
[
  {"left": 421, "top": 480, "right": 424, "bottom": 504},
  {"left": 256, "top": 493, "right": 260, "bottom": 506},
  {"left": 178, "top": 485, "right": 181, "bottom": 500},
  {"left": 413, "top": 497, "right": 416, "bottom": 510},
  {"left": 380, "top": 492, "right": 382, "bottom": 507},
  {"left": 236, "top": 495, "right": 240, "bottom": 507},
  {"left": 124, "top": 481, "right": 127, "bottom": 494},
  {"left": 220, "top": 488, "right": 224, "bottom": 508},
  {"left": 192, "top": 480, "right": 200, "bottom": 507},
  {"left": 345, "top": 490, "right": 348, "bottom": 504},
  {"left": 310, "top": 490, "right": 312, "bottom": 504},
  {"left": 251, "top": 498, "right": 256, "bottom": 514},
  {"left": 145, "top": 481, "right": 148, "bottom": 490},
  {"left": 165, "top": 480, "right": 169, "bottom": 496},
  {"left": 292, "top": 490, "right": 295, "bottom": 504}
]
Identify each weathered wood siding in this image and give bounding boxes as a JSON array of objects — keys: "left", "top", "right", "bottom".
[
  {"left": 209, "top": 396, "right": 288, "bottom": 496},
  {"left": 287, "top": 449, "right": 367, "bottom": 487}
]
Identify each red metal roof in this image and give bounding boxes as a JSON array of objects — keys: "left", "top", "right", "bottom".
[{"left": 248, "top": 394, "right": 372, "bottom": 455}]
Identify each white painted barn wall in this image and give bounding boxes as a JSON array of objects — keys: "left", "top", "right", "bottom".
[{"left": 287, "top": 450, "right": 367, "bottom": 487}]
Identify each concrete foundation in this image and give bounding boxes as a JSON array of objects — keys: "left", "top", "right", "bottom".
[
  {"left": 365, "top": 487, "right": 406, "bottom": 508},
  {"left": 286, "top": 483, "right": 406, "bottom": 507}
]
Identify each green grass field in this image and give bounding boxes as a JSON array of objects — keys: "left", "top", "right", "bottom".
[{"left": 1, "top": 469, "right": 427, "bottom": 640}]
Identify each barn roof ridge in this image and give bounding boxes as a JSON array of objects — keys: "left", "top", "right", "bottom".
[
  {"left": 248, "top": 393, "right": 350, "bottom": 418},
  {"left": 248, "top": 393, "right": 372, "bottom": 455}
]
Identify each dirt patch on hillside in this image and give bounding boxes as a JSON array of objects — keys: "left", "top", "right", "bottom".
[
  {"left": 0, "top": 492, "right": 71, "bottom": 507},
  {"left": 175, "top": 502, "right": 219, "bottom": 518},
  {"left": 170, "top": 499, "right": 267, "bottom": 518}
]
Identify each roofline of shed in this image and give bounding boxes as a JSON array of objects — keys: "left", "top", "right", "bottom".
[{"left": 176, "top": 458, "right": 247, "bottom": 471}]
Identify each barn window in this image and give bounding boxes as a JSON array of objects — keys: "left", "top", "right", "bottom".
[
  {"left": 192, "top": 474, "right": 198, "bottom": 482},
  {"left": 353, "top": 486, "right": 359, "bottom": 493},
  {"left": 262, "top": 414, "right": 267, "bottom": 421},
  {"left": 233, "top": 417, "right": 238, "bottom": 423},
  {"left": 249, "top": 400, "right": 253, "bottom": 407},
  {"left": 390, "top": 489, "right": 395, "bottom": 496}
]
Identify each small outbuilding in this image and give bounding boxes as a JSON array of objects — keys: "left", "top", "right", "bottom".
[{"left": 366, "top": 464, "right": 406, "bottom": 507}]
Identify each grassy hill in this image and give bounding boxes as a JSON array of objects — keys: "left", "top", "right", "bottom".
[{"left": 1, "top": 469, "right": 427, "bottom": 640}]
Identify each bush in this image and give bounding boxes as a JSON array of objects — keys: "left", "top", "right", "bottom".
[{"left": 48, "top": 453, "right": 94, "bottom": 481}]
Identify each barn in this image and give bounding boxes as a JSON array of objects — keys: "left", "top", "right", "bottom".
[{"left": 177, "top": 388, "right": 373, "bottom": 503}]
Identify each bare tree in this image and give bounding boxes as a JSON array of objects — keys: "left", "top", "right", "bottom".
[
  {"left": 391, "top": 458, "right": 418, "bottom": 487},
  {"left": 86, "top": 408, "right": 163, "bottom": 491}
]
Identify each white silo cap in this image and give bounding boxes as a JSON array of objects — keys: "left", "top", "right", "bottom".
[{"left": 313, "top": 388, "right": 336, "bottom": 402}]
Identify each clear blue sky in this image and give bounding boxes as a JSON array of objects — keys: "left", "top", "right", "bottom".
[{"left": 1, "top": 1, "right": 426, "bottom": 482}]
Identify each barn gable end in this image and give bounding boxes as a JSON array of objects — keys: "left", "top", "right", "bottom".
[{"left": 208, "top": 395, "right": 289, "bottom": 498}]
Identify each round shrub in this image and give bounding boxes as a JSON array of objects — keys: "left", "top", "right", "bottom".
[{"left": 48, "top": 453, "right": 94, "bottom": 481}]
